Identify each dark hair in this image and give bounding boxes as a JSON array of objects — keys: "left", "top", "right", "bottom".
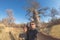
[
  {"left": 30, "top": 21, "right": 35, "bottom": 24},
  {"left": 22, "top": 24, "right": 27, "bottom": 29}
]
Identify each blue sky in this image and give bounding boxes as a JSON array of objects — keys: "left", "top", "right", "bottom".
[{"left": 0, "top": 0, "right": 60, "bottom": 24}]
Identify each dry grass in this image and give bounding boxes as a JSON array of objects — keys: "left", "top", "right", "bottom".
[
  {"left": 40, "top": 24, "right": 60, "bottom": 39},
  {"left": 0, "top": 23, "right": 23, "bottom": 40},
  {"left": 49, "top": 24, "right": 60, "bottom": 38},
  {"left": 0, "top": 23, "right": 60, "bottom": 40}
]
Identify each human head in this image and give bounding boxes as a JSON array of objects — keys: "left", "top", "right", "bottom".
[
  {"left": 30, "top": 21, "right": 36, "bottom": 29},
  {"left": 23, "top": 24, "right": 27, "bottom": 32}
]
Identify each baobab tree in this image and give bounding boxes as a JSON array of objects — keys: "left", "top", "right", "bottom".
[{"left": 25, "top": 0, "right": 49, "bottom": 30}]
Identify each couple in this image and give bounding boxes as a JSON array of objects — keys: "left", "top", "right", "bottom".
[{"left": 23, "top": 21, "right": 38, "bottom": 40}]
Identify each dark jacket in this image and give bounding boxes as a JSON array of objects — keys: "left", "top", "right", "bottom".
[
  {"left": 27, "top": 29, "right": 38, "bottom": 40},
  {"left": 19, "top": 33, "right": 27, "bottom": 40}
]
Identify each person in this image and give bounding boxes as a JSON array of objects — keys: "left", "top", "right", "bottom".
[
  {"left": 19, "top": 24, "right": 27, "bottom": 40},
  {"left": 23, "top": 25, "right": 28, "bottom": 40},
  {"left": 27, "top": 21, "right": 38, "bottom": 40}
]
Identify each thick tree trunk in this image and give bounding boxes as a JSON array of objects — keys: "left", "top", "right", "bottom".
[{"left": 33, "top": 9, "right": 41, "bottom": 31}]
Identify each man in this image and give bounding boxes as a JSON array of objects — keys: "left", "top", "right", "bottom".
[{"left": 27, "top": 21, "right": 38, "bottom": 40}]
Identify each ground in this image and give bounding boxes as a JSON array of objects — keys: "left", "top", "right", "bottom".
[
  {"left": 0, "top": 23, "right": 23, "bottom": 40},
  {"left": 0, "top": 23, "right": 60, "bottom": 40},
  {"left": 49, "top": 24, "right": 60, "bottom": 39}
]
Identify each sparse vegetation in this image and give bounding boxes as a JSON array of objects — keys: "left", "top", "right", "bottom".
[{"left": 0, "top": 0, "right": 60, "bottom": 40}]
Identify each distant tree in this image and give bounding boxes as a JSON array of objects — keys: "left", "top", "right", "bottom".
[
  {"left": 43, "top": 8, "right": 60, "bottom": 34},
  {"left": 50, "top": 8, "right": 59, "bottom": 21},
  {"left": 2, "top": 9, "right": 15, "bottom": 27},
  {"left": 6, "top": 9, "right": 15, "bottom": 24}
]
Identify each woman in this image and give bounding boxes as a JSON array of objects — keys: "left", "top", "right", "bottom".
[{"left": 19, "top": 24, "right": 28, "bottom": 40}]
